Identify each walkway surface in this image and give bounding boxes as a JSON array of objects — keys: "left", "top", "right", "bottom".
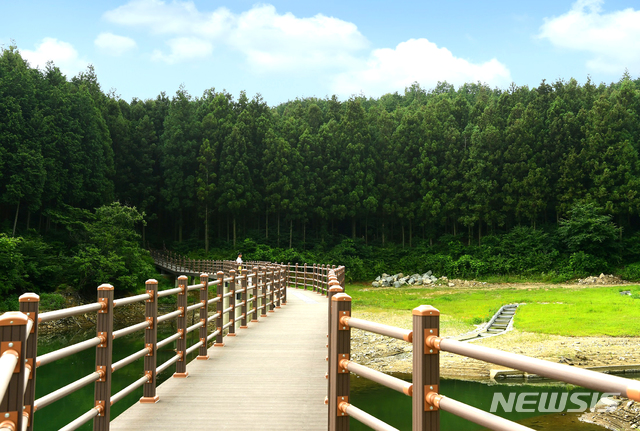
[{"left": 110, "top": 288, "right": 328, "bottom": 430}]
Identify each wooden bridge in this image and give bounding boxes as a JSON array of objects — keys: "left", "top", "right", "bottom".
[
  {"left": 2, "top": 251, "right": 640, "bottom": 431},
  {"left": 111, "top": 286, "right": 328, "bottom": 430}
]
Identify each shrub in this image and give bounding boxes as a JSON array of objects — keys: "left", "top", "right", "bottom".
[{"left": 622, "top": 262, "right": 640, "bottom": 281}]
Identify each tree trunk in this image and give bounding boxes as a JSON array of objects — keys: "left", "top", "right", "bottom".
[
  {"left": 277, "top": 212, "right": 281, "bottom": 247},
  {"left": 303, "top": 222, "right": 306, "bottom": 249},
  {"left": 143, "top": 224, "right": 146, "bottom": 248},
  {"left": 233, "top": 217, "right": 237, "bottom": 248},
  {"left": 266, "top": 209, "right": 269, "bottom": 240},
  {"left": 12, "top": 200, "right": 20, "bottom": 237},
  {"left": 382, "top": 219, "right": 385, "bottom": 246},
  {"left": 402, "top": 224, "right": 405, "bottom": 248},
  {"left": 204, "top": 204, "right": 209, "bottom": 253},
  {"left": 289, "top": 219, "right": 293, "bottom": 249},
  {"left": 352, "top": 217, "right": 356, "bottom": 240},
  {"left": 365, "top": 216, "right": 368, "bottom": 245},
  {"left": 26, "top": 210, "right": 31, "bottom": 231},
  {"left": 409, "top": 219, "right": 412, "bottom": 248},
  {"left": 468, "top": 224, "right": 471, "bottom": 246},
  {"left": 478, "top": 219, "right": 482, "bottom": 246}
]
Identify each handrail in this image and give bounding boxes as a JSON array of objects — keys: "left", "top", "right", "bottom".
[
  {"left": 113, "top": 293, "right": 150, "bottom": 308},
  {"left": 37, "top": 337, "right": 102, "bottom": 367},
  {"left": 35, "top": 371, "right": 101, "bottom": 411},
  {"left": 39, "top": 302, "right": 103, "bottom": 322},
  {"left": 0, "top": 256, "right": 336, "bottom": 431},
  {"left": 327, "top": 284, "right": 640, "bottom": 431},
  {"left": 433, "top": 337, "right": 640, "bottom": 400}
]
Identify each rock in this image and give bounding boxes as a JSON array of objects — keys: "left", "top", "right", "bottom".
[
  {"left": 593, "top": 397, "right": 621, "bottom": 412},
  {"left": 408, "top": 277, "right": 416, "bottom": 285},
  {"left": 372, "top": 281, "right": 380, "bottom": 287},
  {"left": 393, "top": 281, "right": 404, "bottom": 288},
  {"left": 448, "top": 282, "right": 455, "bottom": 287},
  {"left": 424, "top": 278, "right": 433, "bottom": 285},
  {"left": 426, "top": 270, "right": 432, "bottom": 276},
  {"left": 375, "top": 276, "right": 381, "bottom": 281}
]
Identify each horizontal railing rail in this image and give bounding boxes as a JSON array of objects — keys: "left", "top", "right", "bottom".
[
  {"left": 0, "top": 259, "right": 294, "bottom": 431},
  {"left": 326, "top": 291, "right": 640, "bottom": 431}
]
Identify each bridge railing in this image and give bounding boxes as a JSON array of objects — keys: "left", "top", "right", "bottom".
[
  {"left": 0, "top": 262, "right": 290, "bottom": 431},
  {"left": 327, "top": 292, "right": 640, "bottom": 431}
]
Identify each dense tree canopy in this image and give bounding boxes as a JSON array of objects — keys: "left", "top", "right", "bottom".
[{"left": 2, "top": 44, "right": 640, "bottom": 295}]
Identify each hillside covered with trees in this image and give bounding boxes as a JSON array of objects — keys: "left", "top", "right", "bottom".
[{"left": 2, "top": 44, "right": 640, "bottom": 304}]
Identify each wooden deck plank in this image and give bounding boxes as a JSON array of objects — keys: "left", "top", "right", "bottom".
[{"left": 110, "top": 288, "right": 328, "bottom": 430}]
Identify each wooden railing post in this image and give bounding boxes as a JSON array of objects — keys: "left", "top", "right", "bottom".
[
  {"left": 321, "top": 265, "right": 327, "bottom": 295},
  {"left": 19, "top": 293, "right": 39, "bottom": 431},
  {"left": 313, "top": 264, "right": 317, "bottom": 293},
  {"left": 303, "top": 263, "right": 307, "bottom": 289},
  {"left": 215, "top": 271, "right": 225, "bottom": 347},
  {"left": 328, "top": 293, "right": 351, "bottom": 431},
  {"left": 173, "top": 276, "right": 188, "bottom": 378},
  {"left": 295, "top": 263, "right": 299, "bottom": 289},
  {"left": 274, "top": 265, "right": 282, "bottom": 309},
  {"left": 197, "top": 273, "right": 209, "bottom": 360},
  {"left": 240, "top": 269, "right": 248, "bottom": 328},
  {"left": 413, "top": 306, "right": 440, "bottom": 431},
  {"left": 280, "top": 263, "right": 287, "bottom": 305},
  {"left": 251, "top": 265, "right": 259, "bottom": 323},
  {"left": 141, "top": 279, "right": 159, "bottom": 403},
  {"left": 0, "top": 311, "right": 29, "bottom": 431},
  {"left": 94, "top": 284, "right": 114, "bottom": 431},
  {"left": 260, "top": 266, "right": 268, "bottom": 318},
  {"left": 228, "top": 270, "right": 236, "bottom": 336},
  {"left": 268, "top": 266, "right": 275, "bottom": 313}
]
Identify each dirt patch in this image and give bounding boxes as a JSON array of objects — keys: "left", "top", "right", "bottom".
[{"left": 351, "top": 314, "right": 640, "bottom": 380}]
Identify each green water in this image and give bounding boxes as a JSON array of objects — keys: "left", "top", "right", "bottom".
[
  {"left": 350, "top": 374, "right": 608, "bottom": 431},
  {"left": 33, "top": 321, "right": 199, "bottom": 431}
]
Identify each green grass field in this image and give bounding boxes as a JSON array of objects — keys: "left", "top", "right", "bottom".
[{"left": 344, "top": 283, "right": 640, "bottom": 337}]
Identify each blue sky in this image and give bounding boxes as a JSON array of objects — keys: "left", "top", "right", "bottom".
[{"left": 1, "top": 0, "right": 639, "bottom": 106}]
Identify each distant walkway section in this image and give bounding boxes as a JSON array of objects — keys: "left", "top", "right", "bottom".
[{"left": 110, "top": 287, "right": 328, "bottom": 430}]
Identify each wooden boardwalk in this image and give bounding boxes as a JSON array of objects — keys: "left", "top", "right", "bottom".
[{"left": 111, "top": 288, "right": 329, "bottom": 430}]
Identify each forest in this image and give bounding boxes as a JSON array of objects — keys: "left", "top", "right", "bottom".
[{"left": 1, "top": 44, "right": 640, "bottom": 306}]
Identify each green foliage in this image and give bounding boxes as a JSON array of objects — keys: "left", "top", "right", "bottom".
[
  {"left": 558, "top": 203, "right": 619, "bottom": 257},
  {"left": 69, "top": 203, "right": 155, "bottom": 292},
  {"left": 622, "top": 263, "right": 640, "bottom": 281},
  {"left": 39, "top": 292, "right": 66, "bottom": 311},
  {"left": 0, "top": 234, "right": 24, "bottom": 295}
]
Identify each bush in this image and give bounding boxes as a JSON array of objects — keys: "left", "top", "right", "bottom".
[
  {"left": 622, "top": 262, "right": 640, "bottom": 281},
  {"left": 568, "top": 251, "right": 609, "bottom": 276}
]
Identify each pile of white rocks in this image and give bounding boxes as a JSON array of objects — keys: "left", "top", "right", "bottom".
[
  {"left": 372, "top": 271, "right": 439, "bottom": 288},
  {"left": 576, "top": 273, "right": 626, "bottom": 285}
]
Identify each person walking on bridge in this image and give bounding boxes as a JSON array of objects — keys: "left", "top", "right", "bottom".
[
  {"left": 235, "top": 252, "right": 243, "bottom": 300},
  {"left": 236, "top": 252, "right": 243, "bottom": 271}
]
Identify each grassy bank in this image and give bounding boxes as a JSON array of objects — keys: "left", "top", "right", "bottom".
[{"left": 344, "top": 283, "right": 640, "bottom": 337}]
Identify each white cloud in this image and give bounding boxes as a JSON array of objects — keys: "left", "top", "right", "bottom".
[
  {"left": 103, "top": 1, "right": 367, "bottom": 71},
  {"left": 20, "top": 38, "right": 88, "bottom": 77},
  {"left": 94, "top": 33, "right": 137, "bottom": 56},
  {"left": 331, "top": 38, "right": 512, "bottom": 98},
  {"left": 539, "top": 0, "right": 640, "bottom": 73},
  {"left": 229, "top": 5, "right": 367, "bottom": 71},
  {"left": 151, "top": 37, "right": 213, "bottom": 64}
]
